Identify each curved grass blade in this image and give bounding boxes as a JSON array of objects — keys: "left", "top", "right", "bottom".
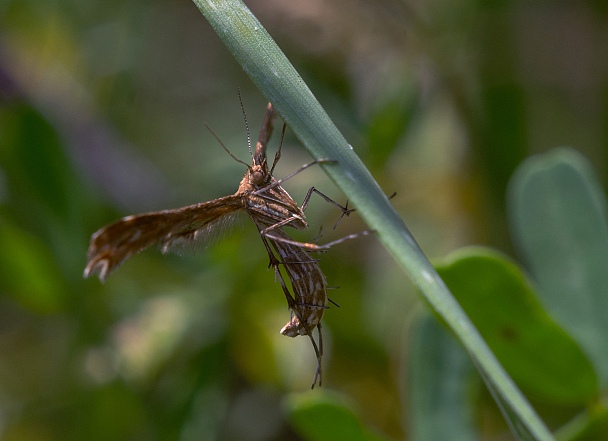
[{"left": 191, "top": 1, "right": 554, "bottom": 439}]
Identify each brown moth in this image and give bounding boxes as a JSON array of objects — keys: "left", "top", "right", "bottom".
[
  {"left": 234, "top": 103, "right": 369, "bottom": 387},
  {"left": 248, "top": 110, "right": 329, "bottom": 387},
  {"left": 84, "top": 103, "right": 317, "bottom": 282},
  {"left": 84, "top": 101, "right": 359, "bottom": 387}
]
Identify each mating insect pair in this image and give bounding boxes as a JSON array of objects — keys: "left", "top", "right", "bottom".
[{"left": 84, "top": 101, "right": 367, "bottom": 387}]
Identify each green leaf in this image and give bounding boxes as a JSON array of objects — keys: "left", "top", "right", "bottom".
[
  {"left": 0, "top": 104, "right": 74, "bottom": 221},
  {"left": 284, "top": 391, "right": 389, "bottom": 441},
  {"left": 508, "top": 147, "right": 608, "bottom": 388},
  {"left": 191, "top": 1, "right": 554, "bottom": 439},
  {"left": 408, "top": 314, "right": 480, "bottom": 441},
  {"left": 0, "top": 216, "right": 67, "bottom": 313},
  {"left": 435, "top": 247, "right": 598, "bottom": 404}
]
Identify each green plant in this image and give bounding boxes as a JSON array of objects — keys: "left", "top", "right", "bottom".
[{"left": 191, "top": 0, "right": 559, "bottom": 439}]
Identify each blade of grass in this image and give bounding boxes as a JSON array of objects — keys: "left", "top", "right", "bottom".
[{"left": 191, "top": 1, "right": 553, "bottom": 439}]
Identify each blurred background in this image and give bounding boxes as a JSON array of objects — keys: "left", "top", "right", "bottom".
[{"left": 1, "top": 0, "right": 607, "bottom": 440}]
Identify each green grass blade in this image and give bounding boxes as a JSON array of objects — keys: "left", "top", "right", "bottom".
[
  {"left": 191, "top": 1, "right": 554, "bottom": 439},
  {"left": 408, "top": 315, "right": 480, "bottom": 441}
]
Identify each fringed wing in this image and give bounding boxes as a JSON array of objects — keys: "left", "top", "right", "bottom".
[{"left": 84, "top": 195, "right": 244, "bottom": 281}]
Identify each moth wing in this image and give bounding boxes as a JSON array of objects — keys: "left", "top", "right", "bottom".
[{"left": 84, "top": 195, "right": 243, "bottom": 281}]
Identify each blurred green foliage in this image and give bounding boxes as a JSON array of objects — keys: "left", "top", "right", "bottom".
[
  {"left": 1, "top": 0, "right": 607, "bottom": 440},
  {"left": 436, "top": 247, "right": 598, "bottom": 405}
]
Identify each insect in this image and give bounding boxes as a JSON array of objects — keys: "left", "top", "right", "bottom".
[
  {"left": 84, "top": 100, "right": 363, "bottom": 387},
  {"left": 247, "top": 111, "right": 330, "bottom": 387},
  {"left": 265, "top": 226, "right": 329, "bottom": 387}
]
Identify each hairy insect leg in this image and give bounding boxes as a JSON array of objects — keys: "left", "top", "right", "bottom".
[
  {"left": 256, "top": 185, "right": 358, "bottom": 238},
  {"left": 309, "top": 323, "right": 323, "bottom": 388},
  {"left": 303, "top": 189, "right": 397, "bottom": 229},
  {"left": 253, "top": 159, "right": 337, "bottom": 196},
  {"left": 268, "top": 124, "right": 286, "bottom": 176},
  {"left": 317, "top": 323, "right": 323, "bottom": 372},
  {"left": 263, "top": 229, "right": 373, "bottom": 252},
  {"left": 300, "top": 187, "right": 354, "bottom": 223}
]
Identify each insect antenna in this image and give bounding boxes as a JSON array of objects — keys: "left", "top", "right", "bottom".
[
  {"left": 237, "top": 89, "right": 253, "bottom": 160},
  {"left": 204, "top": 123, "right": 250, "bottom": 169}
]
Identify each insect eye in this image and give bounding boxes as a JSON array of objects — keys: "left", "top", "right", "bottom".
[{"left": 251, "top": 170, "right": 265, "bottom": 185}]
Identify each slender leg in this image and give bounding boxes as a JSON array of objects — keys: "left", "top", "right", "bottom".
[
  {"left": 257, "top": 184, "right": 359, "bottom": 238},
  {"left": 263, "top": 229, "right": 373, "bottom": 252},
  {"left": 300, "top": 187, "right": 353, "bottom": 217},
  {"left": 253, "top": 159, "right": 337, "bottom": 195}
]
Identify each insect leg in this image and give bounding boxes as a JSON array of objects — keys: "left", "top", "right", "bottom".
[
  {"left": 271, "top": 257, "right": 323, "bottom": 388},
  {"left": 263, "top": 229, "right": 373, "bottom": 252}
]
